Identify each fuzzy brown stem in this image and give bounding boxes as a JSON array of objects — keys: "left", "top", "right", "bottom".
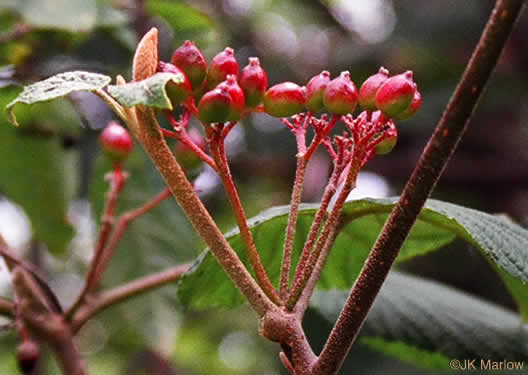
[
  {"left": 134, "top": 106, "right": 276, "bottom": 316},
  {"left": 313, "top": 1, "right": 525, "bottom": 373},
  {"left": 279, "top": 157, "right": 307, "bottom": 299},
  {"left": 0, "top": 297, "right": 14, "bottom": 318},
  {"left": 210, "top": 131, "right": 281, "bottom": 305}
]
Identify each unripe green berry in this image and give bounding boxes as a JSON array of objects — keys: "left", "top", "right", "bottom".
[
  {"left": 323, "top": 71, "right": 358, "bottom": 115},
  {"left": 198, "top": 87, "right": 232, "bottom": 123},
  {"left": 217, "top": 75, "right": 245, "bottom": 121},
  {"left": 263, "top": 82, "right": 306, "bottom": 118},
  {"left": 100, "top": 121, "right": 134, "bottom": 162},
  {"left": 375, "top": 121, "right": 398, "bottom": 155},
  {"left": 240, "top": 57, "right": 267, "bottom": 107},
  {"left": 207, "top": 47, "right": 239, "bottom": 89},
  {"left": 393, "top": 88, "right": 422, "bottom": 121},
  {"left": 171, "top": 40, "right": 207, "bottom": 90},
  {"left": 158, "top": 61, "right": 191, "bottom": 107},
  {"left": 375, "top": 71, "right": 416, "bottom": 117},
  {"left": 359, "top": 67, "right": 389, "bottom": 110},
  {"left": 305, "top": 70, "right": 330, "bottom": 113}
]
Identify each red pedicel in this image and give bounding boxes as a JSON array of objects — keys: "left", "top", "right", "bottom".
[
  {"left": 393, "top": 88, "right": 422, "bottom": 121},
  {"left": 217, "top": 74, "right": 246, "bottom": 121},
  {"left": 171, "top": 40, "right": 208, "bottom": 90},
  {"left": 263, "top": 82, "right": 306, "bottom": 118},
  {"left": 207, "top": 47, "right": 239, "bottom": 89},
  {"left": 375, "top": 71, "right": 416, "bottom": 117},
  {"left": 198, "top": 87, "right": 233, "bottom": 123},
  {"left": 100, "top": 121, "right": 134, "bottom": 162},
  {"left": 240, "top": 57, "right": 268, "bottom": 107},
  {"left": 323, "top": 71, "right": 358, "bottom": 115},
  {"left": 305, "top": 70, "right": 331, "bottom": 113},
  {"left": 358, "top": 67, "right": 389, "bottom": 110},
  {"left": 158, "top": 61, "right": 191, "bottom": 107}
]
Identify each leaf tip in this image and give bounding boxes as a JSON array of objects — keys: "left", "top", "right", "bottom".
[{"left": 133, "top": 28, "right": 159, "bottom": 82}]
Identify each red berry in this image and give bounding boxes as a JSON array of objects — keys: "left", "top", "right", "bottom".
[
  {"left": 207, "top": 47, "right": 239, "bottom": 89},
  {"left": 359, "top": 67, "right": 389, "bottom": 110},
  {"left": 263, "top": 82, "right": 306, "bottom": 118},
  {"left": 375, "top": 120, "right": 398, "bottom": 155},
  {"left": 17, "top": 340, "right": 40, "bottom": 374},
  {"left": 198, "top": 87, "right": 232, "bottom": 123},
  {"left": 305, "top": 70, "right": 331, "bottom": 113},
  {"left": 240, "top": 57, "right": 267, "bottom": 107},
  {"left": 393, "top": 88, "right": 422, "bottom": 121},
  {"left": 323, "top": 71, "right": 358, "bottom": 115},
  {"left": 171, "top": 40, "right": 207, "bottom": 90},
  {"left": 375, "top": 71, "right": 416, "bottom": 117},
  {"left": 158, "top": 61, "right": 191, "bottom": 107},
  {"left": 217, "top": 74, "right": 245, "bottom": 121},
  {"left": 100, "top": 121, "right": 134, "bottom": 162}
]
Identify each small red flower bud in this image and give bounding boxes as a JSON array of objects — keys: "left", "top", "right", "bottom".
[
  {"left": 240, "top": 57, "right": 267, "bottom": 107},
  {"left": 207, "top": 47, "right": 239, "bottom": 89},
  {"left": 100, "top": 121, "right": 134, "bottom": 162},
  {"left": 359, "top": 67, "right": 389, "bottom": 110},
  {"left": 158, "top": 61, "right": 191, "bottom": 107},
  {"left": 375, "top": 71, "right": 416, "bottom": 117},
  {"left": 171, "top": 40, "right": 207, "bottom": 90},
  {"left": 375, "top": 121, "right": 398, "bottom": 155},
  {"left": 393, "top": 88, "right": 422, "bottom": 121},
  {"left": 305, "top": 70, "right": 331, "bottom": 113},
  {"left": 17, "top": 340, "right": 40, "bottom": 374},
  {"left": 263, "top": 82, "right": 306, "bottom": 118},
  {"left": 198, "top": 87, "right": 232, "bottom": 123},
  {"left": 323, "top": 71, "right": 358, "bottom": 115},
  {"left": 217, "top": 74, "right": 245, "bottom": 121}
]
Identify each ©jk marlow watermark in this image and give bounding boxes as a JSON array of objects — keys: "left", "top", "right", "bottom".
[{"left": 449, "top": 359, "right": 525, "bottom": 371}]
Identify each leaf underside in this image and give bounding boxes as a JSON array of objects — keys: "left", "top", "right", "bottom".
[{"left": 311, "top": 271, "right": 528, "bottom": 370}]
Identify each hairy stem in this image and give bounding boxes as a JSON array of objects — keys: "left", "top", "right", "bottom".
[
  {"left": 67, "top": 167, "right": 126, "bottom": 318},
  {"left": 91, "top": 188, "right": 172, "bottom": 285},
  {"left": 290, "top": 162, "right": 343, "bottom": 295},
  {"left": 313, "top": 1, "right": 525, "bottom": 373},
  {"left": 210, "top": 129, "right": 281, "bottom": 305},
  {"left": 279, "top": 156, "right": 307, "bottom": 299},
  {"left": 287, "top": 153, "right": 362, "bottom": 310},
  {"left": 72, "top": 263, "right": 190, "bottom": 332},
  {"left": 133, "top": 106, "right": 276, "bottom": 316}
]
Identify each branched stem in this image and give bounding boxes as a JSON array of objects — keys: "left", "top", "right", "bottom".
[
  {"left": 91, "top": 188, "right": 172, "bottom": 286},
  {"left": 208, "top": 126, "right": 281, "bottom": 305},
  {"left": 67, "top": 166, "right": 126, "bottom": 318},
  {"left": 313, "top": 1, "right": 526, "bottom": 373},
  {"left": 72, "top": 263, "right": 190, "bottom": 332},
  {"left": 287, "top": 152, "right": 362, "bottom": 310},
  {"left": 133, "top": 106, "right": 276, "bottom": 316}
]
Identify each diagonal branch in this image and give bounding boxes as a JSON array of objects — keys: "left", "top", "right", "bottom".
[
  {"left": 72, "top": 263, "right": 191, "bottom": 332},
  {"left": 313, "top": 1, "right": 526, "bottom": 373}
]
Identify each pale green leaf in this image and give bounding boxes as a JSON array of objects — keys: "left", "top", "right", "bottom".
[
  {"left": 107, "top": 72, "right": 185, "bottom": 110},
  {"left": 6, "top": 71, "right": 111, "bottom": 126}
]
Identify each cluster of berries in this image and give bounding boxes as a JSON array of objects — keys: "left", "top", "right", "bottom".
[{"left": 100, "top": 41, "right": 422, "bottom": 163}]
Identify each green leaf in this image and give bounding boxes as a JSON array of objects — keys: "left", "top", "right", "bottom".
[
  {"left": 310, "top": 271, "right": 528, "bottom": 369},
  {"left": 2, "top": 0, "right": 97, "bottom": 32},
  {"left": 107, "top": 72, "right": 186, "bottom": 110},
  {"left": 6, "top": 71, "right": 111, "bottom": 126},
  {"left": 0, "top": 87, "right": 74, "bottom": 254},
  {"left": 146, "top": 1, "right": 214, "bottom": 37},
  {"left": 176, "top": 198, "right": 528, "bottom": 311}
]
